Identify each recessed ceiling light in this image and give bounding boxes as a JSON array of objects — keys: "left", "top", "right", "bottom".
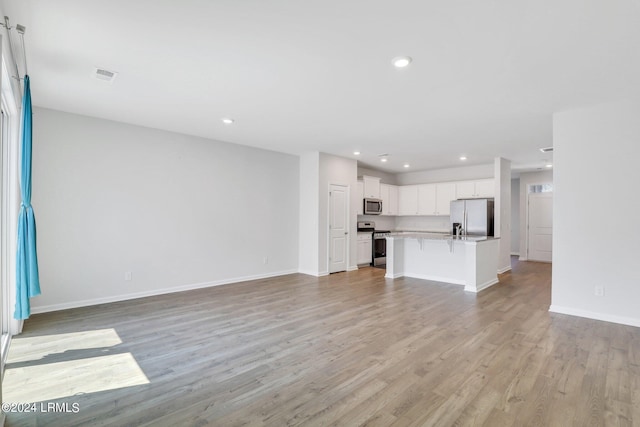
[
  {"left": 460, "top": 156, "right": 467, "bottom": 161},
  {"left": 381, "top": 158, "right": 388, "bottom": 163},
  {"left": 353, "top": 151, "right": 360, "bottom": 155},
  {"left": 545, "top": 163, "right": 553, "bottom": 168},
  {"left": 392, "top": 56, "right": 412, "bottom": 68},
  {"left": 403, "top": 164, "right": 410, "bottom": 168},
  {"left": 221, "top": 118, "right": 234, "bottom": 125}
]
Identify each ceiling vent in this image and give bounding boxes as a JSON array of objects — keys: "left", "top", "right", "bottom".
[
  {"left": 94, "top": 67, "right": 118, "bottom": 83},
  {"left": 539, "top": 147, "right": 554, "bottom": 153}
]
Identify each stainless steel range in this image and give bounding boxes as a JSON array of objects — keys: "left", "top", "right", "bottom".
[
  {"left": 357, "top": 221, "right": 391, "bottom": 267},
  {"left": 372, "top": 230, "right": 391, "bottom": 266}
]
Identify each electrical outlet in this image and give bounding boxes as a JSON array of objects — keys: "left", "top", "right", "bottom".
[
  {"left": 125, "top": 272, "right": 132, "bottom": 281},
  {"left": 263, "top": 257, "right": 269, "bottom": 265},
  {"left": 594, "top": 285, "right": 604, "bottom": 297}
]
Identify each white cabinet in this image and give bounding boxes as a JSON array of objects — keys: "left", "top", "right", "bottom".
[
  {"left": 361, "top": 175, "right": 381, "bottom": 199},
  {"left": 455, "top": 181, "right": 476, "bottom": 199},
  {"left": 417, "top": 184, "right": 436, "bottom": 215},
  {"left": 396, "top": 179, "right": 493, "bottom": 216},
  {"left": 398, "top": 185, "right": 419, "bottom": 215},
  {"left": 357, "top": 233, "right": 372, "bottom": 265},
  {"left": 380, "top": 184, "right": 399, "bottom": 216},
  {"left": 413, "top": 183, "right": 456, "bottom": 215},
  {"left": 474, "top": 179, "right": 495, "bottom": 198},
  {"left": 456, "top": 179, "right": 495, "bottom": 199},
  {"left": 380, "top": 184, "right": 389, "bottom": 213},
  {"left": 435, "top": 182, "right": 456, "bottom": 215},
  {"left": 357, "top": 181, "right": 364, "bottom": 215},
  {"left": 388, "top": 185, "right": 398, "bottom": 215},
  {"left": 399, "top": 184, "right": 442, "bottom": 216}
]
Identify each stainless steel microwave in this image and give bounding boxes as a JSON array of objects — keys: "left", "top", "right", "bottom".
[{"left": 364, "top": 198, "right": 383, "bottom": 215}]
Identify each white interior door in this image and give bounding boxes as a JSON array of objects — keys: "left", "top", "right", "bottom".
[
  {"left": 329, "top": 184, "right": 348, "bottom": 273},
  {"left": 527, "top": 192, "right": 553, "bottom": 262}
]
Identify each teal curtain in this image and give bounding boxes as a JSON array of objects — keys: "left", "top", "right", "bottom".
[{"left": 15, "top": 75, "right": 40, "bottom": 319}]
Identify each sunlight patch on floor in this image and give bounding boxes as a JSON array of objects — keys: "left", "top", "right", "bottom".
[
  {"left": 6, "top": 328, "right": 122, "bottom": 364},
  {"left": 3, "top": 328, "right": 150, "bottom": 403},
  {"left": 3, "top": 352, "right": 150, "bottom": 403}
]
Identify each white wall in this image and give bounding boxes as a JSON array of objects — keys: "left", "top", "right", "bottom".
[
  {"left": 518, "top": 170, "right": 553, "bottom": 259},
  {"left": 494, "top": 158, "right": 511, "bottom": 273},
  {"left": 298, "top": 152, "right": 320, "bottom": 275},
  {"left": 396, "top": 163, "right": 493, "bottom": 185},
  {"left": 551, "top": 101, "right": 640, "bottom": 327},
  {"left": 510, "top": 178, "right": 520, "bottom": 255},
  {"left": 31, "top": 108, "right": 300, "bottom": 312}
]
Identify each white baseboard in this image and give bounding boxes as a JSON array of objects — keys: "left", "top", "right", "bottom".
[
  {"left": 519, "top": 256, "right": 527, "bottom": 261},
  {"left": 30, "top": 269, "right": 298, "bottom": 315},
  {"left": 401, "top": 272, "right": 466, "bottom": 286},
  {"left": 510, "top": 252, "right": 520, "bottom": 256},
  {"left": 397, "top": 272, "right": 499, "bottom": 293},
  {"left": 465, "top": 278, "right": 500, "bottom": 293},
  {"left": 549, "top": 305, "right": 640, "bottom": 328},
  {"left": 347, "top": 265, "right": 359, "bottom": 271},
  {"left": 497, "top": 265, "right": 512, "bottom": 274},
  {"left": 298, "top": 269, "right": 329, "bottom": 277},
  {"left": 298, "top": 269, "right": 318, "bottom": 276}
]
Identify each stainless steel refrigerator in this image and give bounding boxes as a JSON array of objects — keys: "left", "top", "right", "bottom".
[{"left": 450, "top": 199, "right": 494, "bottom": 236}]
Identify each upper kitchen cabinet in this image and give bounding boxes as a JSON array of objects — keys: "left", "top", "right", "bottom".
[
  {"left": 380, "top": 184, "right": 398, "bottom": 216},
  {"left": 456, "top": 179, "right": 495, "bottom": 199},
  {"left": 361, "top": 175, "right": 381, "bottom": 199},
  {"left": 357, "top": 180, "right": 364, "bottom": 215},
  {"left": 417, "top": 184, "right": 436, "bottom": 215},
  {"left": 455, "top": 181, "right": 475, "bottom": 198},
  {"left": 416, "top": 183, "right": 456, "bottom": 215},
  {"left": 435, "top": 182, "right": 456, "bottom": 215},
  {"left": 398, "top": 185, "right": 418, "bottom": 215},
  {"left": 388, "top": 185, "right": 398, "bottom": 215},
  {"left": 399, "top": 184, "right": 446, "bottom": 216},
  {"left": 474, "top": 179, "right": 495, "bottom": 198}
]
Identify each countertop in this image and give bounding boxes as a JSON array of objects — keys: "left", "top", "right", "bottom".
[
  {"left": 387, "top": 231, "right": 498, "bottom": 242},
  {"left": 392, "top": 229, "right": 449, "bottom": 234}
]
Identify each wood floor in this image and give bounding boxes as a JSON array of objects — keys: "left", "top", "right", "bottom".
[{"left": 3, "top": 258, "right": 640, "bottom": 426}]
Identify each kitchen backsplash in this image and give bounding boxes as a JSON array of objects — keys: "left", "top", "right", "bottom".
[
  {"left": 394, "top": 216, "right": 450, "bottom": 232},
  {"left": 357, "top": 215, "right": 450, "bottom": 232},
  {"left": 358, "top": 215, "right": 395, "bottom": 230}
]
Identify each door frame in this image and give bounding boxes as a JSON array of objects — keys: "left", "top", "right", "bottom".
[
  {"left": 327, "top": 183, "right": 350, "bottom": 273},
  {"left": 1, "top": 53, "right": 22, "bottom": 362}
]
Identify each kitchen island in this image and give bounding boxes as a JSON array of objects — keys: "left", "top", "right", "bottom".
[{"left": 385, "top": 233, "right": 500, "bottom": 292}]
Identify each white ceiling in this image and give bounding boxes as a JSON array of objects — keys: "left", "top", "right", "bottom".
[{"left": 3, "top": 0, "right": 640, "bottom": 173}]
